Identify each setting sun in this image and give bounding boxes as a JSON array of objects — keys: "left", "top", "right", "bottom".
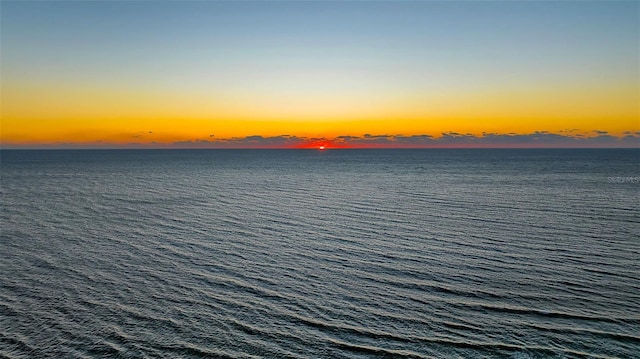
[{"left": 1, "top": 2, "right": 638, "bottom": 357}]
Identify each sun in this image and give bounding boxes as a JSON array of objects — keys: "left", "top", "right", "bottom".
[{"left": 294, "top": 140, "right": 347, "bottom": 149}]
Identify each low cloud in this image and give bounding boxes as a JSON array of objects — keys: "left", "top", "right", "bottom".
[
  {"left": 173, "top": 135, "right": 306, "bottom": 148},
  {"left": 3, "top": 131, "right": 638, "bottom": 149},
  {"left": 168, "top": 131, "right": 639, "bottom": 149},
  {"left": 132, "top": 130, "right": 154, "bottom": 139}
]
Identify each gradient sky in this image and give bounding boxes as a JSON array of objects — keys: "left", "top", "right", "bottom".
[{"left": 1, "top": 1, "right": 638, "bottom": 148}]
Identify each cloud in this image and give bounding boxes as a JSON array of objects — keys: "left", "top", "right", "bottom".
[
  {"left": 334, "top": 134, "right": 395, "bottom": 145},
  {"left": 394, "top": 135, "right": 435, "bottom": 145},
  {"left": 172, "top": 135, "right": 307, "bottom": 148},
  {"left": 165, "top": 132, "right": 639, "bottom": 149},
  {"left": 3, "top": 131, "right": 638, "bottom": 149},
  {"left": 132, "top": 130, "right": 154, "bottom": 139}
]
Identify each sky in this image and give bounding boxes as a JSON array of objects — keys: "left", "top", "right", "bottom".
[{"left": 1, "top": 0, "right": 638, "bottom": 148}]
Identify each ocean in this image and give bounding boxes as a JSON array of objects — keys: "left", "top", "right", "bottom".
[{"left": 1, "top": 149, "right": 638, "bottom": 358}]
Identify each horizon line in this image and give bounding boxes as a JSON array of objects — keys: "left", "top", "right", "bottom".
[
  {"left": 2, "top": 146, "right": 639, "bottom": 151},
  {"left": 3, "top": 131, "right": 638, "bottom": 150}
]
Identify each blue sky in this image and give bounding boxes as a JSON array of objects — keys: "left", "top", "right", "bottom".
[{"left": 2, "top": 0, "right": 638, "bottom": 147}]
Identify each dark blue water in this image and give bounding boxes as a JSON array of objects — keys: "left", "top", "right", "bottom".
[{"left": 1, "top": 149, "right": 639, "bottom": 358}]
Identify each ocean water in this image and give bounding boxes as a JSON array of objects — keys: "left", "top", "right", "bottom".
[{"left": 1, "top": 149, "right": 638, "bottom": 358}]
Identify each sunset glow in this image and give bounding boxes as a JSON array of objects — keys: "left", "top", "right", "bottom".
[{"left": 1, "top": 1, "right": 638, "bottom": 148}]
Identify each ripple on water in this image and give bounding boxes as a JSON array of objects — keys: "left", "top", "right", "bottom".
[{"left": 1, "top": 149, "right": 639, "bottom": 358}]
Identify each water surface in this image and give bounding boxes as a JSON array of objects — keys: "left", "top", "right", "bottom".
[{"left": 1, "top": 149, "right": 639, "bottom": 358}]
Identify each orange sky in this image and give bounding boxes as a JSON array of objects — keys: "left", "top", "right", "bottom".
[{"left": 1, "top": 1, "right": 638, "bottom": 148}]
